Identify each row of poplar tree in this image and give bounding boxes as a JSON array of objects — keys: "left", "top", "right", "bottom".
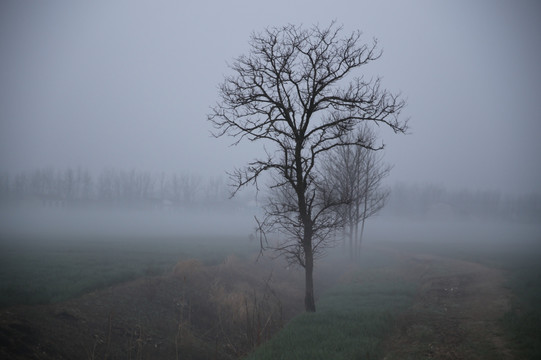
[{"left": 0, "top": 167, "right": 236, "bottom": 208}]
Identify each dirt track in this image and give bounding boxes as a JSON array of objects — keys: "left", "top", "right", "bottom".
[{"left": 382, "top": 251, "right": 514, "bottom": 359}]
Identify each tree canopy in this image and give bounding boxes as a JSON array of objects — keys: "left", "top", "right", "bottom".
[{"left": 209, "top": 23, "right": 407, "bottom": 311}]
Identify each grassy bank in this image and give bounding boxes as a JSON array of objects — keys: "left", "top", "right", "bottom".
[{"left": 244, "top": 252, "right": 416, "bottom": 360}]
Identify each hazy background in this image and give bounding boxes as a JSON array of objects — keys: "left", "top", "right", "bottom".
[{"left": 1, "top": 0, "right": 540, "bottom": 196}]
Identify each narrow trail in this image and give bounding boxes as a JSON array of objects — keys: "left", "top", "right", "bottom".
[{"left": 382, "top": 250, "right": 515, "bottom": 359}]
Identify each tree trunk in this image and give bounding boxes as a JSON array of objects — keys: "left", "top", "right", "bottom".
[
  {"left": 354, "top": 220, "right": 359, "bottom": 259},
  {"left": 358, "top": 185, "right": 369, "bottom": 256},
  {"left": 296, "top": 146, "right": 316, "bottom": 312},
  {"left": 359, "top": 216, "right": 366, "bottom": 256},
  {"left": 303, "top": 243, "right": 316, "bottom": 312},
  {"left": 349, "top": 224, "right": 354, "bottom": 258}
]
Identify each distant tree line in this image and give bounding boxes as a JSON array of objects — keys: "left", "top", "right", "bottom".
[
  {"left": 0, "top": 167, "right": 250, "bottom": 210},
  {"left": 383, "top": 183, "right": 541, "bottom": 223},
  {"left": 1, "top": 168, "right": 537, "bottom": 222}
]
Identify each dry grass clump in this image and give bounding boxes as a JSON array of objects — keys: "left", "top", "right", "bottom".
[
  {"left": 138, "top": 255, "right": 303, "bottom": 358},
  {"left": 205, "top": 256, "right": 291, "bottom": 356}
]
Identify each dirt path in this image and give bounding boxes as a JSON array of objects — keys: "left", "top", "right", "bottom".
[{"left": 382, "top": 251, "right": 515, "bottom": 359}]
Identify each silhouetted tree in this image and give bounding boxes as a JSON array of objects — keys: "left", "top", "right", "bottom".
[
  {"left": 97, "top": 168, "right": 116, "bottom": 204},
  {"left": 324, "top": 126, "right": 391, "bottom": 258},
  {"left": 209, "top": 23, "right": 407, "bottom": 312}
]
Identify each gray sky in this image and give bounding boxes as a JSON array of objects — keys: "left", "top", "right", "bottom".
[{"left": 1, "top": 0, "right": 540, "bottom": 194}]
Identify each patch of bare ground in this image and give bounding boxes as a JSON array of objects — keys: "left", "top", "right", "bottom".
[
  {"left": 382, "top": 251, "right": 515, "bottom": 360},
  {"left": 0, "top": 254, "right": 314, "bottom": 360}
]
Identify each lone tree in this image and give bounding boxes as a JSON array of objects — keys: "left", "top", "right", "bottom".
[
  {"left": 323, "top": 125, "right": 392, "bottom": 259},
  {"left": 209, "top": 23, "right": 407, "bottom": 312}
]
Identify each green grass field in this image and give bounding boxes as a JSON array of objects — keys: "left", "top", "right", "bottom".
[
  {"left": 0, "top": 234, "right": 258, "bottom": 307},
  {"left": 244, "top": 247, "right": 417, "bottom": 360},
  {"left": 244, "top": 281, "right": 415, "bottom": 360},
  {"left": 499, "top": 251, "right": 541, "bottom": 359}
]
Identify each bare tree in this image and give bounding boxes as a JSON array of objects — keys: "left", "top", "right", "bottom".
[
  {"left": 209, "top": 23, "right": 407, "bottom": 312},
  {"left": 324, "top": 126, "right": 391, "bottom": 258},
  {"left": 168, "top": 173, "right": 201, "bottom": 206},
  {"left": 357, "top": 151, "right": 390, "bottom": 250}
]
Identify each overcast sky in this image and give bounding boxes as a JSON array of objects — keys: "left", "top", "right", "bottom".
[{"left": 1, "top": 0, "right": 540, "bottom": 195}]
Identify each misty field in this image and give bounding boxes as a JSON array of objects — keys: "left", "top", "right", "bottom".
[
  {"left": 0, "top": 234, "right": 259, "bottom": 307},
  {"left": 0, "top": 220, "right": 540, "bottom": 359}
]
